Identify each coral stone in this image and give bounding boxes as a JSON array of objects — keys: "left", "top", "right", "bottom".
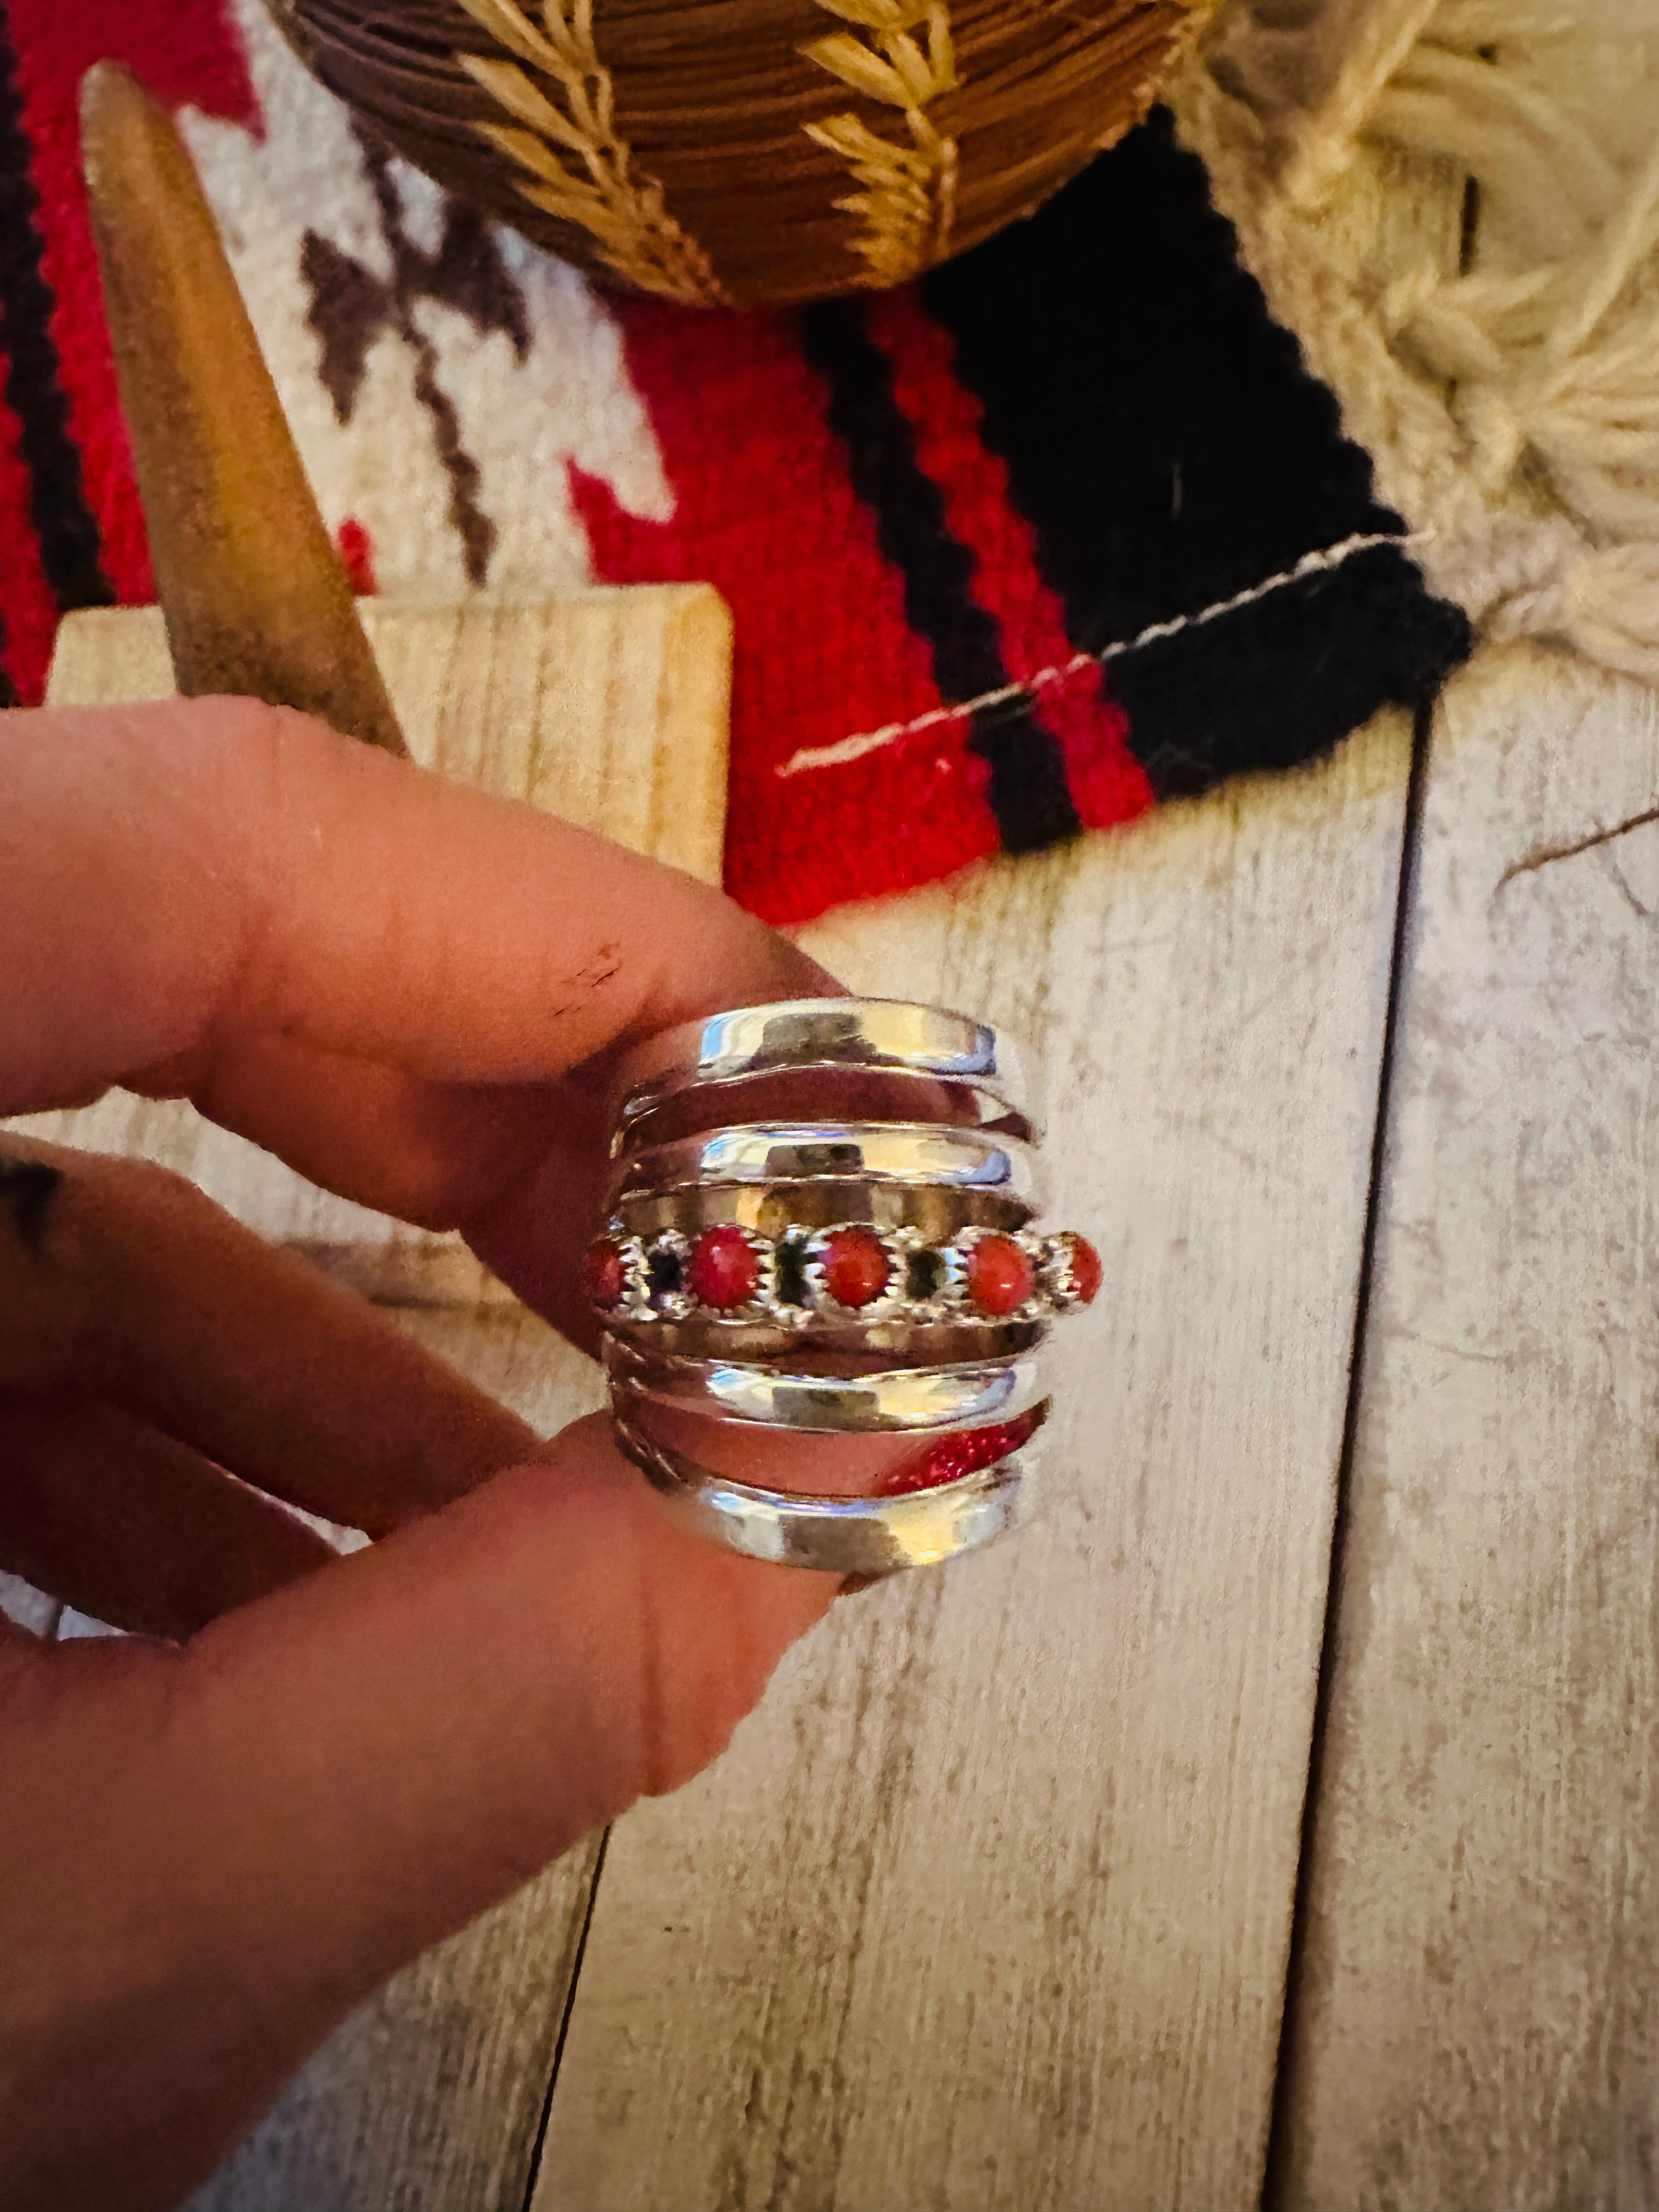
[
  {"left": 966, "top": 1233, "right": 1035, "bottom": 1317},
  {"left": 879, "top": 1408, "right": 1043, "bottom": 1495},
  {"left": 1064, "top": 1234, "right": 1103, "bottom": 1306},
  {"left": 689, "top": 1225, "right": 761, "bottom": 1310},
  {"left": 821, "top": 1226, "right": 891, "bottom": 1309},
  {"left": 582, "top": 1238, "right": 627, "bottom": 1310}
]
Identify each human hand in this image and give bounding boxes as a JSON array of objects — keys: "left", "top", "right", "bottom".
[{"left": 0, "top": 698, "right": 908, "bottom": 2211}]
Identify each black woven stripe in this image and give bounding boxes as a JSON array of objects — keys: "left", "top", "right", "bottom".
[
  {"left": 0, "top": 4, "right": 114, "bottom": 613},
  {"left": 799, "top": 298, "right": 1079, "bottom": 854},
  {"left": 1108, "top": 546, "right": 1471, "bottom": 799},
  {"left": 924, "top": 109, "right": 1470, "bottom": 794},
  {"left": 0, "top": 638, "right": 18, "bottom": 709}
]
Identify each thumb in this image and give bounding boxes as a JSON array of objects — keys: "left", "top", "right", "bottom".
[{"left": 2, "top": 1412, "right": 904, "bottom": 2212}]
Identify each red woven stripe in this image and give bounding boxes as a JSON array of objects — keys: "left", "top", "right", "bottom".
[
  {"left": 575, "top": 298, "right": 1003, "bottom": 926},
  {"left": 0, "top": 369, "right": 55, "bottom": 700},
  {"left": 866, "top": 289, "right": 1154, "bottom": 834},
  {"left": 4, "top": 0, "right": 258, "bottom": 624}
]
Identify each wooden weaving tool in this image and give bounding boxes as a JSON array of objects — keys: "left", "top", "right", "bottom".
[{"left": 19, "top": 64, "right": 732, "bottom": 1307}]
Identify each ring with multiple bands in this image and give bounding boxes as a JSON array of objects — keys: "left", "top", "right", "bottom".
[
  {"left": 586, "top": 998, "right": 1099, "bottom": 1575},
  {"left": 610, "top": 1398, "right": 1043, "bottom": 1576}
]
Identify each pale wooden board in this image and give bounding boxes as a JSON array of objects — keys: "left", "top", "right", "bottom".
[
  {"left": 0, "top": 1571, "right": 60, "bottom": 1638},
  {"left": 189, "top": 1841, "right": 603, "bottom": 2212},
  {"left": 1274, "top": 644, "right": 1659, "bottom": 2210},
  {"left": 192, "top": 1305, "right": 609, "bottom": 2211},
  {"left": 528, "top": 712, "right": 1415, "bottom": 2212},
  {"left": 11, "top": 589, "right": 730, "bottom": 1308},
  {"left": 9, "top": 589, "right": 722, "bottom": 2204}
]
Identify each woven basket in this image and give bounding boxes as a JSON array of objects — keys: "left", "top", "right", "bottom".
[{"left": 267, "top": 0, "right": 1216, "bottom": 307}]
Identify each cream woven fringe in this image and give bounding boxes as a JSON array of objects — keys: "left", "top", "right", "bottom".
[{"left": 1172, "top": 0, "right": 1659, "bottom": 682}]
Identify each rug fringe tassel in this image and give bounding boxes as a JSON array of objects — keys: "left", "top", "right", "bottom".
[{"left": 1180, "top": 0, "right": 1659, "bottom": 681}]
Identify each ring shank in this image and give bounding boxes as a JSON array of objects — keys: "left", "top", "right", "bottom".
[
  {"left": 614, "top": 998, "right": 1030, "bottom": 1128},
  {"left": 610, "top": 1121, "right": 1041, "bottom": 1210},
  {"left": 605, "top": 1338, "right": 1048, "bottom": 1434},
  {"left": 611, "top": 1403, "right": 1036, "bottom": 1576}
]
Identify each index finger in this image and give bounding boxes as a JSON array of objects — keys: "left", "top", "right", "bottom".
[{"left": 2, "top": 697, "right": 826, "bottom": 1117}]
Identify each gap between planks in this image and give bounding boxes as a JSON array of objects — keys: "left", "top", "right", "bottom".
[
  {"left": 1268, "top": 643, "right": 1659, "bottom": 2211},
  {"left": 180, "top": 703, "right": 1418, "bottom": 2212},
  {"left": 524, "top": 712, "right": 1417, "bottom": 2212},
  {"left": 1260, "top": 693, "right": 1436, "bottom": 2210}
]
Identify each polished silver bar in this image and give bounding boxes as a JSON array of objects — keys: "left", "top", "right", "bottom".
[
  {"left": 612, "top": 1181, "right": 1031, "bottom": 1243},
  {"left": 611, "top": 1121, "right": 1041, "bottom": 1207},
  {"left": 612, "top": 1403, "right": 1036, "bottom": 1575},
  {"left": 615, "top": 1067, "right": 1036, "bottom": 1157},
  {"left": 615, "top": 998, "right": 1027, "bottom": 1122},
  {"left": 605, "top": 1338, "right": 1049, "bottom": 1434}
]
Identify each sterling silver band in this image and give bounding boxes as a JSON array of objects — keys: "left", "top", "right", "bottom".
[
  {"left": 617, "top": 1070, "right": 1035, "bottom": 1156},
  {"left": 611, "top": 1402, "right": 1035, "bottom": 1575},
  {"left": 610, "top": 1120, "right": 1041, "bottom": 1210},
  {"left": 614, "top": 998, "right": 1026, "bottom": 1122},
  {"left": 605, "top": 1337, "right": 1049, "bottom": 1435}
]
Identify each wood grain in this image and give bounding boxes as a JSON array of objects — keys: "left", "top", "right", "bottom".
[
  {"left": 15, "top": 588, "right": 730, "bottom": 1308},
  {"left": 191, "top": 1304, "right": 608, "bottom": 2212},
  {"left": 531, "top": 712, "right": 1415, "bottom": 2212},
  {"left": 1274, "top": 645, "right": 1659, "bottom": 2211},
  {"left": 81, "top": 64, "right": 406, "bottom": 755}
]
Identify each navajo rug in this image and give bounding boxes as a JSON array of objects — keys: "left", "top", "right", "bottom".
[{"left": 0, "top": 0, "right": 1470, "bottom": 926}]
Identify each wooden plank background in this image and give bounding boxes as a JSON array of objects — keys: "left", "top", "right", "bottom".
[
  {"left": 15, "top": 615, "right": 1659, "bottom": 2206},
  {"left": 5, "top": 592, "right": 1414, "bottom": 2209},
  {"left": 528, "top": 715, "right": 1414, "bottom": 2212},
  {"left": 193, "top": 1312, "right": 612, "bottom": 2212},
  {"left": 1270, "top": 644, "right": 1659, "bottom": 2211}
]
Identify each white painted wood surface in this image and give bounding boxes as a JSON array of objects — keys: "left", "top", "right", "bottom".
[
  {"left": 191, "top": 1309, "right": 609, "bottom": 2212},
  {"left": 1274, "top": 644, "right": 1659, "bottom": 2211},
  {"left": 531, "top": 715, "right": 1417, "bottom": 2212},
  {"left": 14, "top": 589, "right": 730, "bottom": 1310},
  {"left": 48, "top": 597, "right": 1655, "bottom": 2208}
]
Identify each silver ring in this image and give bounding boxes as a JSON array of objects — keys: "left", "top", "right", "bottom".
[
  {"left": 603, "top": 1312, "right": 1049, "bottom": 1363},
  {"left": 591, "top": 997, "right": 1096, "bottom": 1575},
  {"left": 610, "top": 1121, "right": 1040, "bottom": 1210},
  {"left": 605, "top": 1337, "right": 1049, "bottom": 1435},
  {"left": 615, "top": 998, "right": 1026, "bottom": 1121},
  {"left": 617, "top": 1071, "right": 1035, "bottom": 1156},
  {"left": 611, "top": 1401, "right": 1037, "bottom": 1575}
]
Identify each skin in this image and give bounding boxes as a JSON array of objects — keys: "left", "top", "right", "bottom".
[{"left": 0, "top": 697, "right": 913, "bottom": 2212}]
